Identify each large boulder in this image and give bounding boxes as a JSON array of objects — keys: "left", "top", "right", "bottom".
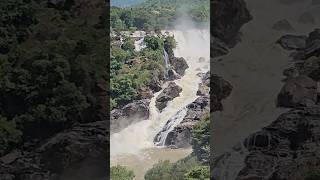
[
  {"left": 111, "top": 99, "right": 150, "bottom": 133},
  {"left": 162, "top": 96, "right": 210, "bottom": 148},
  {"left": 0, "top": 120, "right": 108, "bottom": 180},
  {"left": 212, "top": 0, "right": 252, "bottom": 47},
  {"left": 277, "top": 75, "right": 317, "bottom": 108},
  {"left": 197, "top": 71, "right": 210, "bottom": 96},
  {"left": 169, "top": 57, "right": 189, "bottom": 76},
  {"left": 156, "top": 82, "right": 182, "bottom": 111},
  {"left": 211, "top": 74, "right": 233, "bottom": 101},
  {"left": 276, "top": 35, "right": 307, "bottom": 50}
]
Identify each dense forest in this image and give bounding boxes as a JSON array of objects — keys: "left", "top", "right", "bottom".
[{"left": 0, "top": 0, "right": 107, "bottom": 166}]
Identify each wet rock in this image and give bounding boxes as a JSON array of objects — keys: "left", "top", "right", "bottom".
[
  {"left": 276, "top": 35, "right": 307, "bottom": 50},
  {"left": 235, "top": 106, "right": 320, "bottom": 180},
  {"left": 277, "top": 75, "right": 317, "bottom": 108},
  {"left": 156, "top": 82, "right": 182, "bottom": 111},
  {"left": 170, "top": 57, "right": 189, "bottom": 76},
  {"left": 292, "top": 29, "right": 320, "bottom": 60},
  {"left": 212, "top": 37, "right": 229, "bottom": 58},
  {"left": 165, "top": 96, "right": 210, "bottom": 148},
  {"left": 111, "top": 100, "right": 150, "bottom": 133},
  {"left": 197, "top": 71, "right": 210, "bottom": 96},
  {"left": 167, "top": 69, "right": 181, "bottom": 81},
  {"left": 137, "top": 86, "right": 153, "bottom": 99},
  {"left": 212, "top": 0, "right": 252, "bottom": 46},
  {"left": 272, "top": 19, "right": 294, "bottom": 31},
  {"left": 211, "top": 74, "right": 233, "bottom": 100},
  {"left": 0, "top": 121, "right": 108, "bottom": 180}
]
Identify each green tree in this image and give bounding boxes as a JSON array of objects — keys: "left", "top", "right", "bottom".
[
  {"left": 111, "top": 165, "right": 135, "bottom": 180},
  {"left": 121, "top": 37, "right": 135, "bottom": 52},
  {"left": 191, "top": 115, "right": 210, "bottom": 163},
  {"left": 144, "top": 36, "right": 164, "bottom": 51},
  {"left": 304, "top": 169, "right": 320, "bottom": 180},
  {"left": 185, "top": 166, "right": 210, "bottom": 180}
]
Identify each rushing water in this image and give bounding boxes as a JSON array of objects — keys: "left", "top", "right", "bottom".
[
  {"left": 154, "top": 107, "right": 188, "bottom": 146},
  {"left": 212, "top": 0, "right": 320, "bottom": 179},
  {"left": 163, "top": 48, "right": 170, "bottom": 79},
  {"left": 110, "top": 29, "right": 210, "bottom": 179}
]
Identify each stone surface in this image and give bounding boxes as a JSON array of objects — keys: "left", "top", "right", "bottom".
[{"left": 155, "top": 82, "right": 182, "bottom": 111}]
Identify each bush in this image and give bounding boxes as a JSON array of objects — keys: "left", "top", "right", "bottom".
[
  {"left": 191, "top": 115, "right": 210, "bottom": 163},
  {"left": 111, "top": 165, "right": 135, "bottom": 180},
  {"left": 145, "top": 156, "right": 199, "bottom": 180},
  {"left": 185, "top": 166, "right": 210, "bottom": 180}
]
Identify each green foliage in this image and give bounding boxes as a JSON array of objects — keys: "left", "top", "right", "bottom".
[
  {"left": 304, "top": 169, "right": 320, "bottom": 180},
  {"left": 111, "top": 165, "right": 135, "bottom": 180},
  {"left": 185, "top": 166, "right": 210, "bottom": 180},
  {"left": 192, "top": 114, "right": 210, "bottom": 163},
  {"left": 165, "top": 36, "right": 177, "bottom": 49},
  {"left": 0, "top": 0, "right": 107, "bottom": 141},
  {"left": 110, "top": 0, "right": 209, "bottom": 31},
  {"left": 144, "top": 36, "right": 164, "bottom": 51},
  {"left": 0, "top": 116, "right": 22, "bottom": 156},
  {"left": 121, "top": 37, "right": 135, "bottom": 52},
  {"left": 111, "top": 75, "right": 137, "bottom": 105},
  {"left": 144, "top": 156, "right": 199, "bottom": 180}
]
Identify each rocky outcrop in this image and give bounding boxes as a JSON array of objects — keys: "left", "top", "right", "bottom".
[
  {"left": 164, "top": 96, "right": 210, "bottom": 148},
  {"left": 111, "top": 99, "right": 150, "bottom": 133},
  {"left": 169, "top": 57, "right": 189, "bottom": 76},
  {"left": 197, "top": 71, "right": 210, "bottom": 96},
  {"left": 277, "top": 35, "right": 307, "bottom": 50},
  {"left": 214, "top": 29, "right": 320, "bottom": 180},
  {"left": 156, "top": 82, "right": 182, "bottom": 111},
  {"left": 164, "top": 73, "right": 233, "bottom": 148},
  {"left": 236, "top": 106, "right": 320, "bottom": 180},
  {"left": 277, "top": 75, "right": 317, "bottom": 108},
  {"left": 0, "top": 120, "right": 108, "bottom": 180},
  {"left": 212, "top": 0, "right": 252, "bottom": 47}
]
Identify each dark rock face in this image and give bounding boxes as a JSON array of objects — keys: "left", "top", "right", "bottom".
[
  {"left": 197, "top": 71, "right": 210, "bottom": 96},
  {"left": 211, "top": 74, "right": 233, "bottom": 101},
  {"left": 111, "top": 99, "right": 150, "bottom": 133},
  {"left": 0, "top": 121, "right": 108, "bottom": 180},
  {"left": 237, "top": 107, "right": 320, "bottom": 180},
  {"left": 289, "top": 29, "right": 320, "bottom": 60},
  {"left": 156, "top": 82, "right": 182, "bottom": 111},
  {"left": 277, "top": 75, "right": 317, "bottom": 108},
  {"left": 165, "top": 73, "right": 233, "bottom": 148},
  {"left": 277, "top": 35, "right": 307, "bottom": 50},
  {"left": 169, "top": 57, "right": 189, "bottom": 76},
  {"left": 164, "top": 96, "right": 210, "bottom": 148},
  {"left": 212, "top": 37, "right": 229, "bottom": 58},
  {"left": 212, "top": 0, "right": 252, "bottom": 47}
]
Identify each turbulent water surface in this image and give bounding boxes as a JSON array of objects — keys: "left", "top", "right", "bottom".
[
  {"left": 111, "top": 29, "right": 210, "bottom": 179},
  {"left": 212, "top": 0, "right": 320, "bottom": 179}
]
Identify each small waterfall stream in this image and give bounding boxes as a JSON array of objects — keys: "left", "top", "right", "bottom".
[
  {"left": 163, "top": 48, "right": 170, "bottom": 79},
  {"left": 154, "top": 107, "right": 187, "bottom": 146}
]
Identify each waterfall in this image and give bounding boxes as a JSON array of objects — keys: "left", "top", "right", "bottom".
[
  {"left": 163, "top": 48, "right": 170, "bottom": 79},
  {"left": 134, "top": 37, "right": 145, "bottom": 52},
  {"left": 111, "top": 29, "right": 209, "bottom": 157},
  {"left": 154, "top": 107, "right": 187, "bottom": 146}
]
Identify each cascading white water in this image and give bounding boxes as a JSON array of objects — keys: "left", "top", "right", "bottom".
[
  {"left": 110, "top": 28, "right": 209, "bottom": 179},
  {"left": 154, "top": 107, "right": 187, "bottom": 146},
  {"left": 134, "top": 37, "right": 146, "bottom": 52},
  {"left": 163, "top": 48, "right": 170, "bottom": 79}
]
